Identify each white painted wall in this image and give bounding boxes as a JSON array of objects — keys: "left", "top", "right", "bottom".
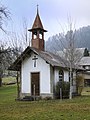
[
  {"left": 21, "top": 51, "right": 77, "bottom": 95},
  {"left": 21, "top": 52, "right": 51, "bottom": 94},
  {"left": 84, "top": 73, "right": 90, "bottom": 79},
  {"left": 50, "top": 66, "right": 54, "bottom": 93},
  {"left": 54, "top": 67, "right": 59, "bottom": 85},
  {"left": 64, "top": 71, "right": 69, "bottom": 82}
]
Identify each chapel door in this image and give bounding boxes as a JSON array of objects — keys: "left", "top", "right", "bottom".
[{"left": 31, "top": 72, "right": 40, "bottom": 96}]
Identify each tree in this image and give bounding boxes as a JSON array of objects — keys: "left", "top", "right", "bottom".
[
  {"left": 0, "top": 41, "right": 12, "bottom": 87},
  {"left": 61, "top": 22, "right": 82, "bottom": 99},
  {"left": 0, "top": 4, "right": 10, "bottom": 31},
  {"left": 55, "top": 21, "right": 82, "bottom": 99},
  {"left": 0, "top": 4, "right": 10, "bottom": 87},
  {"left": 83, "top": 48, "right": 89, "bottom": 56},
  {"left": 7, "top": 19, "right": 30, "bottom": 98}
]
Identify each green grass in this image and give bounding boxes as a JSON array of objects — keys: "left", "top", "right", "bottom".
[
  {"left": 0, "top": 85, "right": 90, "bottom": 120},
  {"left": 2, "top": 76, "right": 16, "bottom": 84}
]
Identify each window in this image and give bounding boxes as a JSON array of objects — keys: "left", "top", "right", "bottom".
[
  {"left": 59, "top": 70, "right": 63, "bottom": 82},
  {"left": 85, "top": 66, "right": 90, "bottom": 70},
  {"left": 39, "top": 31, "right": 43, "bottom": 39},
  {"left": 84, "top": 79, "right": 90, "bottom": 87},
  {"left": 32, "top": 56, "right": 38, "bottom": 67},
  {"left": 33, "top": 31, "right": 37, "bottom": 39},
  {"left": 39, "top": 33, "right": 42, "bottom": 39},
  {"left": 83, "top": 66, "right": 90, "bottom": 70}
]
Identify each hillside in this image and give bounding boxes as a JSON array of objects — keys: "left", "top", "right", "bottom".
[{"left": 46, "top": 26, "right": 90, "bottom": 52}]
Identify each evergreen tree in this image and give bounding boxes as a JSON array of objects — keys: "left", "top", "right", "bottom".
[{"left": 83, "top": 48, "right": 89, "bottom": 56}]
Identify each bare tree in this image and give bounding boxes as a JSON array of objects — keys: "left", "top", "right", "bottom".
[
  {"left": 0, "top": 3, "right": 10, "bottom": 86},
  {"left": 0, "top": 4, "right": 10, "bottom": 31},
  {"left": 6, "top": 19, "right": 31, "bottom": 98},
  {"left": 56, "top": 20, "right": 82, "bottom": 99},
  {"left": 8, "top": 18, "right": 31, "bottom": 53},
  {"left": 0, "top": 40, "right": 12, "bottom": 87}
]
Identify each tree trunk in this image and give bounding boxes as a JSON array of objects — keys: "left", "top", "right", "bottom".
[
  {"left": 16, "top": 72, "right": 20, "bottom": 99},
  {"left": 60, "top": 87, "right": 62, "bottom": 100},
  {"left": 69, "top": 66, "right": 73, "bottom": 99},
  {"left": 0, "top": 76, "right": 2, "bottom": 87}
]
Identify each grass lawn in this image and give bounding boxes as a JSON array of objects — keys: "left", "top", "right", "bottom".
[
  {"left": 2, "top": 76, "right": 16, "bottom": 84},
  {"left": 0, "top": 85, "right": 90, "bottom": 120}
]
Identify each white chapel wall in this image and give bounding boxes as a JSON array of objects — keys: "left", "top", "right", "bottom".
[
  {"left": 21, "top": 52, "right": 51, "bottom": 94},
  {"left": 64, "top": 71, "right": 69, "bottom": 82},
  {"left": 50, "top": 66, "right": 54, "bottom": 93}
]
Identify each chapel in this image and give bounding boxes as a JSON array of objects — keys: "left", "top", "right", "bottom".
[{"left": 9, "top": 6, "right": 77, "bottom": 99}]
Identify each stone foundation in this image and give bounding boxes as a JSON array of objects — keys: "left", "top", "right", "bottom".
[
  {"left": 20, "top": 93, "right": 31, "bottom": 99},
  {"left": 40, "top": 93, "right": 54, "bottom": 99},
  {"left": 20, "top": 93, "right": 54, "bottom": 99}
]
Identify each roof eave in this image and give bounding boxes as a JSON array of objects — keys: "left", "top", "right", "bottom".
[{"left": 28, "top": 28, "right": 47, "bottom": 32}]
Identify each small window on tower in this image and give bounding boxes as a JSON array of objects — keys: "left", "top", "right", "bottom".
[
  {"left": 39, "top": 31, "right": 43, "bottom": 39},
  {"left": 39, "top": 33, "right": 42, "bottom": 39},
  {"left": 33, "top": 32, "right": 37, "bottom": 39}
]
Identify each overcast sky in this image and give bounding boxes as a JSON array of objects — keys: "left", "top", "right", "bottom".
[{"left": 1, "top": 0, "right": 90, "bottom": 41}]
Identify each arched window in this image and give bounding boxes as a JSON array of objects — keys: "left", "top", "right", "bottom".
[
  {"left": 39, "top": 31, "right": 43, "bottom": 39},
  {"left": 59, "top": 70, "right": 63, "bottom": 82},
  {"left": 39, "top": 33, "right": 42, "bottom": 39},
  {"left": 33, "top": 31, "right": 37, "bottom": 39}
]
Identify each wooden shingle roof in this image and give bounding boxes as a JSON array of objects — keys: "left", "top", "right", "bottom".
[
  {"left": 9, "top": 46, "right": 83, "bottom": 71},
  {"left": 8, "top": 47, "right": 69, "bottom": 71},
  {"left": 28, "top": 8, "right": 47, "bottom": 32}
]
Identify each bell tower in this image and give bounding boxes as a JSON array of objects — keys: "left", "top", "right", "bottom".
[{"left": 28, "top": 5, "right": 47, "bottom": 51}]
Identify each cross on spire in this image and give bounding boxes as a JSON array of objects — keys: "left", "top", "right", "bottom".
[{"left": 37, "top": 4, "right": 39, "bottom": 14}]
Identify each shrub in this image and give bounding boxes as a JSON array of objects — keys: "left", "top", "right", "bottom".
[
  {"left": 55, "top": 81, "right": 70, "bottom": 99},
  {"left": 76, "top": 75, "right": 84, "bottom": 95}
]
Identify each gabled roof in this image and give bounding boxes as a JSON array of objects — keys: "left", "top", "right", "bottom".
[
  {"left": 40, "top": 51, "right": 69, "bottom": 68},
  {"left": 9, "top": 46, "right": 83, "bottom": 71},
  {"left": 79, "top": 57, "right": 90, "bottom": 66},
  {"left": 8, "top": 46, "right": 70, "bottom": 71}
]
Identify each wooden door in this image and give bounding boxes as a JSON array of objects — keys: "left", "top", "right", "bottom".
[{"left": 31, "top": 72, "right": 40, "bottom": 96}]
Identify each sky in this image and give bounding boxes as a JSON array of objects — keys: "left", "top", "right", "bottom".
[{"left": 1, "top": 0, "right": 90, "bottom": 41}]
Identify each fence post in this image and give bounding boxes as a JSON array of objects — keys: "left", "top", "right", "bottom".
[
  {"left": 34, "top": 84, "right": 35, "bottom": 101},
  {"left": 60, "top": 87, "right": 62, "bottom": 100}
]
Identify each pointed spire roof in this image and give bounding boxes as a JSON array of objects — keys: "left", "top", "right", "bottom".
[{"left": 28, "top": 5, "right": 47, "bottom": 32}]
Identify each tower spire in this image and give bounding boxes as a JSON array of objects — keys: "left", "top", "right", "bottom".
[
  {"left": 28, "top": 6, "right": 47, "bottom": 51},
  {"left": 37, "top": 4, "right": 39, "bottom": 15}
]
